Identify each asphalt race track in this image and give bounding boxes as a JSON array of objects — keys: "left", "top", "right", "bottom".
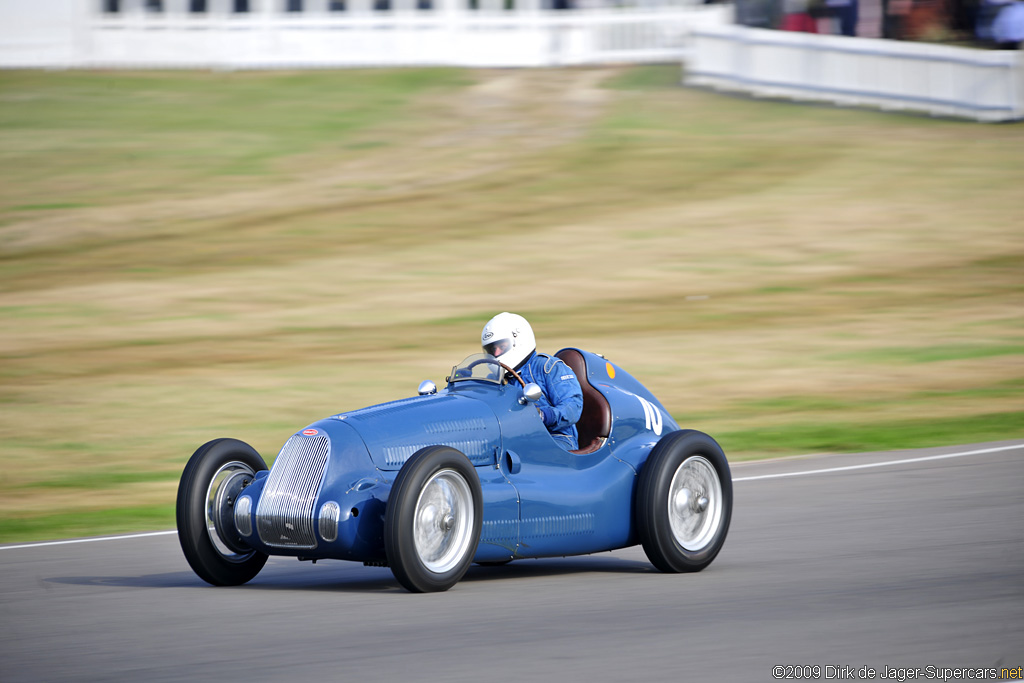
[{"left": 2, "top": 441, "right": 1022, "bottom": 683}]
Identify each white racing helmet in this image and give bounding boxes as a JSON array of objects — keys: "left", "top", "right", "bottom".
[{"left": 481, "top": 312, "right": 536, "bottom": 371}]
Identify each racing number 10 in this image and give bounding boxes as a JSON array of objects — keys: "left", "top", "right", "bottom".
[{"left": 637, "top": 396, "right": 663, "bottom": 436}]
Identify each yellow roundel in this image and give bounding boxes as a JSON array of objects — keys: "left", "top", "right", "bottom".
[{"left": 606, "top": 362, "right": 616, "bottom": 379}]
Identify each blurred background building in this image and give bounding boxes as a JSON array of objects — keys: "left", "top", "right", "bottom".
[
  {"left": 0, "top": 0, "right": 731, "bottom": 68},
  {"left": 0, "top": 0, "right": 1019, "bottom": 118},
  {"left": 735, "top": 0, "right": 1024, "bottom": 43}
]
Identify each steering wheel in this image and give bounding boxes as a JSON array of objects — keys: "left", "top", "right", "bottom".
[
  {"left": 497, "top": 361, "right": 526, "bottom": 387},
  {"left": 462, "top": 357, "right": 526, "bottom": 387}
]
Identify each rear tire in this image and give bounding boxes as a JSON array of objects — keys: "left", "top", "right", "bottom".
[
  {"left": 176, "top": 438, "right": 268, "bottom": 586},
  {"left": 636, "top": 430, "right": 732, "bottom": 573},
  {"left": 385, "top": 446, "right": 482, "bottom": 592}
]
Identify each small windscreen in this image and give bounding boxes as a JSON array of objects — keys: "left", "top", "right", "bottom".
[{"left": 449, "top": 354, "right": 504, "bottom": 385}]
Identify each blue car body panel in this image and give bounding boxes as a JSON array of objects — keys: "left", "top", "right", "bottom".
[
  {"left": 341, "top": 393, "right": 502, "bottom": 470},
  {"left": 234, "top": 348, "right": 679, "bottom": 564}
]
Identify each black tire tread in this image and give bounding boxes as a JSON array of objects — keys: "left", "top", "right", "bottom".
[
  {"left": 636, "top": 429, "right": 732, "bottom": 573},
  {"left": 384, "top": 446, "right": 483, "bottom": 593},
  {"left": 176, "top": 438, "right": 268, "bottom": 586}
]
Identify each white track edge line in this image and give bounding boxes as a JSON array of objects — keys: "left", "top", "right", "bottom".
[
  {"left": 4, "top": 444, "right": 1022, "bottom": 550},
  {"left": 732, "top": 443, "right": 1024, "bottom": 482},
  {"left": 0, "top": 529, "right": 178, "bottom": 551}
]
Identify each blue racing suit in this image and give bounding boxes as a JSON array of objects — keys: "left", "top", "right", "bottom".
[{"left": 516, "top": 352, "right": 584, "bottom": 451}]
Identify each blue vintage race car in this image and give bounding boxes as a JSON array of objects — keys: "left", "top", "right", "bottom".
[{"left": 176, "top": 348, "right": 733, "bottom": 592}]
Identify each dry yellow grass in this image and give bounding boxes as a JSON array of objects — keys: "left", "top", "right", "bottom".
[{"left": 0, "top": 65, "right": 1021, "bottom": 540}]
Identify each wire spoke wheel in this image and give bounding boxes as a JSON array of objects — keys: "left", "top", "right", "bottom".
[
  {"left": 413, "top": 469, "right": 475, "bottom": 574},
  {"left": 668, "top": 455, "right": 723, "bottom": 552},
  {"left": 206, "top": 461, "right": 258, "bottom": 562},
  {"left": 636, "top": 430, "right": 732, "bottom": 573},
  {"left": 385, "top": 446, "right": 483, "bottom": 592},
  {"left": 176, "top": 439, "right": 268, "bottom": 586}
]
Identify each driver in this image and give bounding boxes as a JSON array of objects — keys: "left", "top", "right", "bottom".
[{"left": 481, "top": 312, "right": 583, "bottom": 451}]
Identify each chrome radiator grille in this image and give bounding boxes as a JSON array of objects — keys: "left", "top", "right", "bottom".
[{"left": 256, "top": 433, "right": 330, "bottom": 549}]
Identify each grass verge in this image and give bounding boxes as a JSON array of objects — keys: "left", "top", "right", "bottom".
[{"left": 1, "top": 65, "right": 1021, "bottom": 542}]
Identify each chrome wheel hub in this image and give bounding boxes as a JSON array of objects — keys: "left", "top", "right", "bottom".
[
  {"left": 206, "top": 461, "right": 257, "bottom": 563},
  {"left": 668, "top": 455, "right": 723, "bottom": 551},
  {"left": 413, "top": 469, "right": 474, "bottom": 574}
]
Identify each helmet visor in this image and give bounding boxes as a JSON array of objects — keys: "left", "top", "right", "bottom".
[{"left": 483, "top": 338, "right": 512, "bottom": 358}]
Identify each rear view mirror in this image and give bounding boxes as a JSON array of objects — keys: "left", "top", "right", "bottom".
[{"left": 520, "top": 383, "right": 542, "bottom": 405}]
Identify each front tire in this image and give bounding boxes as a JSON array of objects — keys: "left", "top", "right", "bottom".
[
  {"left": 636, "top": 430, "right": 732, "bottom": 573},
  {"left": 176, "top": 438, "right": 268, "bottom": 586},
  {"left": 385, "top": 446, "right": 483, "bottom": 593}
]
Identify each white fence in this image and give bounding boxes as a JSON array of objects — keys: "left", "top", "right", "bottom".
[
  {"left": 0, "top": 0, "right": 732, "bottom": 69},
  {"left": 686, "top": 25, "right": 1024, "bottom": 122}
]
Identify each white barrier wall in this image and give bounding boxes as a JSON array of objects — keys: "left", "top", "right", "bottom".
[
  {"left": 0, "top": 0, "right": 88, "bottom": 68},
  {"left": 686, "top": 25, "right": 1024, "bottom": 122},
  {"left": 0, "top": 0, "right": 732, "bottom": 69}
]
